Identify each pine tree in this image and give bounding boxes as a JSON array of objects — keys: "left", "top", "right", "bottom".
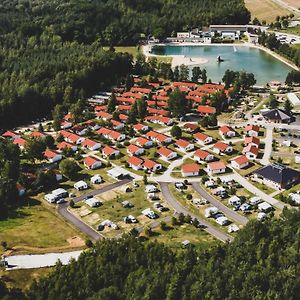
[{"left": 108, "top": 92, "right": 117, "bottom": 113}]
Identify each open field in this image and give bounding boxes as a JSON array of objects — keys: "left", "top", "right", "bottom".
[
  {"left": 0, "top": 198, "right": 84, "bottom": 256},
  {"left": 245, "top": 0, "right": 290, "bottom": 22},
  {"left": 279, "top": 25, "right": 300, "bottom": 36}
]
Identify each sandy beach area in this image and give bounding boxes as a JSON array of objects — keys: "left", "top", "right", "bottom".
[{"left": 143, "top": 42, "right": 299, "bottom": 71}]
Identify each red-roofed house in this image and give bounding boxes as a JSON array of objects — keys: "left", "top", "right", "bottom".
[
  {"left": 181, "top": 164, "right": 200, "bottom": 177},
  {"left": 157, "top": 147, "right": 177, "bottom": 161},
  {"left": 127, "top": 144, "right": 145, "bottom": 156},
  {"left": 128, "top": 156, "right": 144, "bottom": 170},
  {"left": 82, "top": 139, "right": 101, "bottom": 151},
  {"left": 194, "top": 149, "right": 214, "bottom": 162},
  {"left": 13, "top": 138, "right": 27, "bottom": 149},
  {"left": 66, "top": 133, "right": 85, "bottom": 145},
  {"left": 96, "top": 111, "right": 112, "bottom": 121},
  {"left": 244, "top": 136, "right": 260, "bottom": 148},
  {"left": 84, "top": 156, "right": 102, "bottom": 170},
  {"left": 175, "top": 139, "right": 195, "bottom": 152},
  {"left": 111, "top": 119, "right": 125, "bottom": 131},
  {"left": 219, "top": 126, "right": 235, "bottom": 138},
  {"left": 242, "top": 145, "right": 259, "bottom": 160},
  {"left": 213, "top": 142, "right": 233, "bottom": 154},
  {"left": 102, "top": 146, "right": 120, "bottom": 159},
  {"left": 197, "top": 105, "right": 216, "bottom": 116},
  {"left": 184, "top": 123, "right": 199, "bottom": 133},
  {"left": 44, "top": 149, "right": 62, "bottom": 163},
  {"left": 135, "top": 137, "right": 153, "bottom": 148},
  {"left": 30, "top": 131, "right": 46, "bottom": 139},
  {"left": 245, "top": 124, "right": 260, "bottom": 137},
  {"left": 207, "top": 161, "right": 226, "bottom": 175},
  {"left": 2, "top": 131, "right": 20, "bottom": 140},
  {"left": 231, "top": 155, "right": 249, "bottom": 169},
  {"left": 194, "top": 132, "right": 213, "bottom": 145},
  {"left": 155, "top": 133, "right": 172, "bottom": 144},
  {"left": 133, "top": 123, "right": 149, "bottom": 133},
  {"left": 57, "top": 141, "right": 77, "bottom": 152},
  {"left": 143, "top": 159, "right": 162, "bottom": 173}
]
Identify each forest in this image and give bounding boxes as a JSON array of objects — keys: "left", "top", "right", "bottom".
[
  {"left": 1, "top": 208, "right": 299, "bottom": 300},
  {"left": 0, "top": 0, "right": 250, "bottom": 129}
]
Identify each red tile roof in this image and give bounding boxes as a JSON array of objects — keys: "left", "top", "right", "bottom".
[
  {"left": 57, "top": 141, "right": 74, "bottom": 150},
  {"left": 136, "top": 137, "right": 151, "bottom": 146},
  {"left": 82, "top": 139, "right": 98, "bottom": 148},
  {"left": 128, "top": 156, "right": 143, "bottom": 166},
  {"left": 214, "top": 141, "right": 230, "bottom": 152},
  {"left": 157, "top": 147, "right": 174, "bottom": 157},
  {"left": 197, "top": 105, "right": 216, "bottom": 114},
  {"left": 194, "top": 132, "right": 210, "bottom": 141},
  {"left": 44, "top": 149, "right": 60, "bottom": 159},
  {"left": 245, "top": 124, "right": 260, "bottom": 132},
  {"left": 84, "top": 156, "right": 101, "bottom": 167},
  {"left": 243, "top": 145, "right": 259, "bottom": 155},
  {"left": 244, "top": 136, "right": 260, "bottom": 146},
  {"left": 194, "top": 149, "right": 211, "bottom": 160},
  {"left": 219, "top": 125, "right": 234, "bottom": 134},
  {"left": 143, "top": 159, "right": 159, "bottom": 169},
  {"left": 208, "top": 161, "right": 226, "bottom": 171},
  {"left": 181, "top": 163, "right": 200, "bottom": 173},
  {"left": 231, "top": 155, "right": 249, "bottom": 165},
  {"left": 102, "top": 146, "right": 118, "bottom": 156},
  {"left": 127, "top": 144, "right": 142, "bottom": 154},
  {"left": 176, "top": 139, "right": 192, "bottom": 148}
]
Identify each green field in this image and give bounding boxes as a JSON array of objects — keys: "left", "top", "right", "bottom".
[{"left": 0, "top": 198, "right": 84, "bottom": 256}]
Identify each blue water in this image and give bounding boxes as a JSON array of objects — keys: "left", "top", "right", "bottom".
[{"left": 152, "top": 45, "right": 293, "bottom": 85}]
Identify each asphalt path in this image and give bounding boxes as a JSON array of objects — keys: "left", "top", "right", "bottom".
[
  {"left": 159, "top": 182, "right": 233, "bottom": 243},
  {"left": 191, "top": 182, "right": 248, "bottom": 226},
  {"left": 57, "top": 178, "right": 132, "bottom": 241}
]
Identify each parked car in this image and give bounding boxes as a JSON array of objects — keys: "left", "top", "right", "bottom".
[{"left": 56, "top": 199, "right": 66, "bottom": 204}]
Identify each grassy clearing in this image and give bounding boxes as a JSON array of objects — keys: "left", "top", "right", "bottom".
[
  {"left": 0, "top": 267, "right": 53, "bottom": 291},
  {"left": 245, "top": 0, "right": 290, "bottom": 23},
  {"left": 103, "top": 46, "right": 141, "bottom": 57},
  {"left": 0, "top": 198, "right": 83, "bottom": 256},
  {"left": 280, "top": 25, "right": 300, "bottom": 36}
]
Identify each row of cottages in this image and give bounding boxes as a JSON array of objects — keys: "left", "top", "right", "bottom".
[
  {"left": 157, "top": 147, "right": 177, "bottom": 161},
  {"left": 133, "top": 123, "right": 149, "bottom": 134},
  {"left": 128, "top": 156, "right": 162, "bottom": 173},
  {"left": 194, "top": 132, "right": 213, "bottom": 145},
  {"left": 135, "top": 137, "right": 154, "bottom": 148},
  {"left": 175, "top": 139, "right": 195, "bottom": 152},
  {"left": 60, "top": 130, "right": 85, "bottom": 145},
  {"left": 145, "top": 131, "right": 172, "bottom": 144},
  {"left": 84, "top": 156, "right": 102, "bottom": 170},
  {"left": 97, "top": 128, "right": 126, "bottom": 142},
  {"left": 219, "top": 125, "right": 236, "bottom": 138},
  {"left": 144, "top": 116, "right": 174, "bottom": 126},
  {"left": 243, "top": 136, "right": 260, "bottom": 160},
  {"left": 213, "top": 141, "right": 233, "bottom": 155}
]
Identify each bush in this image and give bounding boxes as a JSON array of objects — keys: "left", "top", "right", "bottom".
[
  {"left": 160, "top": 221, "right": 167, "bottom": 231},
  {"left": 69, "top": 200, "right": 75, "bottom": 208},
  {"left": 85, "top": 239, "right": 93, "bottom": 248},
  {"left": 185, "top": 214, "right": 192, "bottom": 224},
  {"left": 171, "top": 216, "right": 177, "bottom": 226},
  {"left": 124, "top": 141, "right": 130, "bottom": 146},
  {"left": 186, "top": 193, "right": 192, "bottom": 200},
  {"left": 178, "top": 213, "right": 185, "bottom": 224}
]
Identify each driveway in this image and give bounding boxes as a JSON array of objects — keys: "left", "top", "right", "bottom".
[
  {"left": 191, "top": 182, "right": 248, "bottom": 226},
  {"left": 159, "top": 182, "right": 233, "bottom": 243},
  {"left": 261, "top": 127, "right": 273, "bottom": 166},
  {"left": 57, "top": 178, "right": 132, "bottom": 241},
  {"left": 5, "top": 251, "right": 82, "bottom": 270}
]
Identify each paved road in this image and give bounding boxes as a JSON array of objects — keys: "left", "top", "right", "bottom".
[
  {"left": 261, "top": 127, "right": 273, "bottom": 166},
  {"left": 191, "top": 183, "right": 248, "bottom": 226},
  {"left": 159, "top": 182, "right": 233, "bottom": 243},
  {"left": 5, "top": 251, "right": 83, "bottom": 270},
  {"left": 57, "top": 178, "right": 132, "bottom": 241}
]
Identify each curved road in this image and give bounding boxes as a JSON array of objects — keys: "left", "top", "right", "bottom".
[
  {"left": 159, "top": 182, "right": 233, "bottom": 243},
  {"left": 191, "top": 183, "right": 248, "bottom": 226},
  {"left": 57, "top": 178, "right": 132, "bottom": 241}
]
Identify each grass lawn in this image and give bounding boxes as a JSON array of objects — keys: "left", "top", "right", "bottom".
[
  {"left": 249, "top": 179, "right": 276, "bottom": 194},
  {"left": 279, "top": 25, "right": 300, "bottom": 36},
  {"left": 151, "top": 223, "right": 218, "bottom": 250},
  {"left": 0, "top": 198, "right": 84, "bottom": 256},
  {"left": 0, "top": 267, "right": 53, "bottom": 291},
  {"left": 103, "top": 46, "right": 141, "bottom": 57},
  {"left": 245, "top": 0, "right": 289, "bottom": 23}
]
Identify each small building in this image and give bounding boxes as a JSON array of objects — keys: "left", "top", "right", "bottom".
[
  {"left": 258, "top": 202, "right": 273, "bottom": 213},
  {"left": 215, "top": 216, "right": 229, "bottom": 226},
  {"left": 143, "top": 159, "right": 162, "bottom": 173},
  {"left": 194, "top": 132, "right": 213, "bottom": 145},
  {"left": 175, "top": 139, "right": 195, "bottom": 152},
  {"left": 127, "top": 144, "right": 145, "bottom": 156},
  {"left": 91, "top": 174, "right": 103, "bottom": 184},
  {"left": 86, "top": 198, "right": 101, "bottom": 208},
  {"left": 231, "top": 155, "right": 249, "bottom": 169},
  {"left": 205, "top": 206, "right": 218, "bottom": 218},
  {"left": 197, "top": 105, "right": 216, "bottom": 116},
  {"left": 157, "top": 147, "right": 177, "bottom": 161},
  {"left": 213, "top": 142, "right": 233, "bottom": 155},
  {"left": 107, "top": 167, "right": 128, "bottom": 179},
  {"left": 207, "top": 161, "right": 226, "bottom": 175},
  {"left": 181, "top": 163, "right": 200, "bottom": 177},
  {"left": 219, "top": 126, "right": 235, "bottom": 138},
  {"left": 84, "top": 156, "right": 102, "bottom": 170},
  {"left": 74, "top": 180, "right": 88, "bottom": 191},
  {"left": 44, "top": 149, "right": 62, "bottom": 163},
  {"left": 242, "top": 145, "right": 259, "bottom": 160},
  {"left": 82, "top": 139, "right": 101, "bottom": 151},
  {"left": 228, "top": 195, "right": 241, "bottom": 206},
  {"left": 244, "top": 136, "right": 260, "bottom": 148},
  {"left": 135, "top": 137, "right": 153, "bottom": 148},
  {"left": 128, "top": 156, "right": 144, "bottom": 170},
  {"left": 102, "top": 146, "right": 120, "bottom": 159},
  {"left": 133, "top": 123, "right": 149, "bottom": 133},
  {"left": 184, "top": 123, "right": 199, "bottom": 133},
  {"left": 245, "top": 124, "right": 260, "bottom": 137},
  {"left": 145, "top": 185, "right": 158, "bottom": 193},
  {"left": 194, "top": 149, "right": 214, "bottom": 162},
  {"left": 253, "top": 163, "right": 300, "bottom": 190}
]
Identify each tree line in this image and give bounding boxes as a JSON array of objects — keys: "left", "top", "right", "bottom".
[{"left": 1, "top": 208, "right": 299, "bottom": 300}]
